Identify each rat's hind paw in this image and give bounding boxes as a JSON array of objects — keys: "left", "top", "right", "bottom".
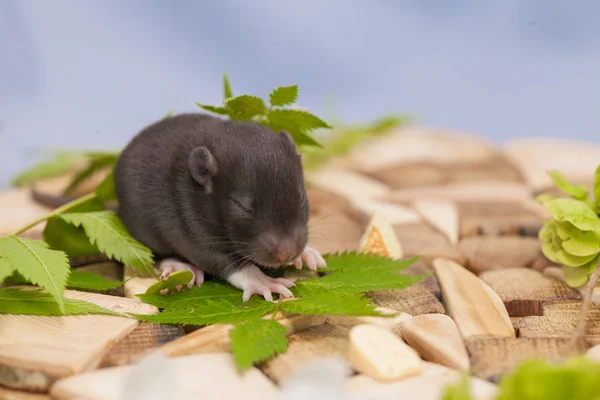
[
  {"left": 287, "top": 246, "right": 327, "bottom": 271},
  {"left": 158, "top": 258, "right": 205, "bottom": 290},
  {"left": 227, "top": 264, "right": 295, "bottom": 303}
]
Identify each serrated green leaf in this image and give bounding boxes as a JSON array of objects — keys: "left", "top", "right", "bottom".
[
  {"left": 66, "top": 270, "right": 125, "bottom": 291},
  {"left": 230, "top": 319, "right": 288, "bottom": 371},
  {"left": 145, "top": 270, "right": 193, "bottom": 294},
  {"left": 224, "top": 95, "right": 267, "bottom": 120},
  {"left": 11, "top": 152, "right": 86, "bottom": 186},
  {"left": 563, "top": 265, "right": 590, "bottom": 288},
  {"left": 95, "top": 169, "right": 117, "bottom": 202},
  {"left": 554, "top": 221, "right": 600, "bottom": 257},
  {"left": 195, "top": 103, "right": 229, "bottom": 115},
  {"left": 495, "top": 357, "right": 600, "bottom": 400},
  {"left": 546, "top": 198, "right": 600, "bottom": 234},
  {"left": 0, "top": 236, "right": 70, "bottom": 313},
  {"left": 267, "top": 109, "right": 332, "bottom": 132},
  {"left": 59, "top": 211, "right": 154, "bottom": 275},
  {"left": 132, "top": 297, "right": 276, "bottom": 325},
  {"left": 440, "top": 375, "right": 473, "bottom": 400},
  {"left": 269, "top": 85, "right": 298, "bottom": 107},
  {"left": 280, "top": 292, "right": 382, "bottom": 316},
  {"left": 293, "top": 269, "right": 426, "bottom": 297},
  {"left": 43, "top": 197, "right": 105, "bottom": 257},
  {"left": 0, "top": 256, "right": 15, "bottom": 283},
  {"left": 137, "top": 281, "right": 241, "bottom": 309},
  {"left": 223, "top": 73, "right": 233, "bottom": 100},
  {"left": 320, "top": 251, "right": 419, "bottom": 273},
  {"left": 0, "top": 288, "right": 119, "bottom": 316},
  {"left": 63, "top": 154, "right": 118, "bottom": 196},
  {"left": 549, "top": 171, "right": 589, "bottom": 201}
]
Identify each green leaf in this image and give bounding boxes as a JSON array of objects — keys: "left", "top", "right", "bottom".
[
  {"left": 293, "top": 269, "right": 426, "bottom": 297},
  {"left": 0, "top": 288, "right": 119, "bottom": 316},
  {"left": 132, "top": 297, "right": 277, "bottom": 326},
  {"left": 495, "top": 358, "right": 600, "bottom": 400},
  {"left": 59, "top": 211, "right": 154, "bottom": 275},
  {"left": 440, "top": 375, "right": 473, "bottom": 400},
  {"left": 549, "top": 171, "right": 589, "bottom": 201},
  {"left": 320, "top": 252, "right": 419, "bottom": 273},
  {"left": 43, "top": 196, "right": 105, "bottom": 257},
  {"left": 563, "top": 265, "right": 590, "bottom": 288},
  {"left": 195, "top": 103, "right": 229, "bottom": 115},
  {"left": 224, "top": 95, "right": 267, "bottom": 120},
  {"left": 0, "top": 236, "right": 70, "bottom": 313},
  {"left": 138, "top": 281, "right": 241, "bottom": 309},
  {"left": 280, "top": 292, "right": 382, "bottom": 316},
  {"left": 63, "top": 154, "right": 118, "bottom": 195},
  {"left": 11, "top": 151, "right": 85, "bottom": 186},
  {"left": 66, "top": 270, "right": 125, "bottom": 291},
  {"left": 554, "top": 221, "right": 600, "bottom": 257},
  {"left": 546, "top": 198, "right": 600, "bottom": 234},
  {"left": 269, "top": 85, "right": 298, "bottom": 107},
  {"left": 163, "top": 110, "right": 174, "bottom": 119},
  {"left": 144, "top": 270, "right": 193, "bottom": 294},
  {"left": 0, "top": 256, "right": 15, "bottom": 283},
  {"left": 95, "top": 169, "right": 117, "bottom": 202},
  {"left": 540, "top": 221, "right": 600, "bottom": 267},
  {"left": 223, "top": 73, "right": 233, "bottom": 100},
  {"left": 230, "top": 319, "right": 288, "bottom": 371},
  {"left": 267, "top": 109, "right": 332, "bottom": 132}
]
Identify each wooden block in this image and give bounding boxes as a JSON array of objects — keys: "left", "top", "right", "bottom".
[
  {"left": 0, "top": 289, "right": 156, "bottom": 392},
  {"left": 479, "top": 268, "right": 582, "bottom": 317},
  {"left": 368, "top": 284, "right": 445, "bottom": 316},
  {"left": 0, "top": 387, "right": 50, "bottom": 400},
  {"left": 351, "top": 198, "right": 421, "bottom": 226},
  {"left": 123, "top": 265, "right": 159, "bottom": 301},
  {"left": 358, "top": 210, "right": 403, "bottom": 259},
  {"left": 346, "top": 361, "right": 498, "bottom": 400},
  {"left": 465, "top": 337, "right": 587, "bottom": 382},
  {"left": 411, "top": 199, "right": 458, "bottom": 244},
  {"left": 515, "top": 300, "right": 600, "bottom": 345},
  {"left": 0, "top": 188, "right": 51, "bottom": 237},
  {"left": 458, "top": 201, "right": 544, "bottom": 237},
  {"left": 433, "top": 258, "right": 515, "bottom": 338},
  {"left": 347, "top": 324, "right": 424, "bottom": 382},
  {"left": 51, "top": 353, "right": 277, "bottom": 400},
  {"left": 393, "top": 223, "right": 465, "bottom": 267},
  {"left": 100, "top": 322, "right": 185, "bottom": 367},
  {"left": 306, "top": 166, "right": 390, "bottom": 202},
  {"left": 306, "top": 187, "right": 368, "bottom": 254},
  {"left": 261, "top": 323, "right": 350, "bottom": 384},
  {"left": 324, "top": 310, "right": 413, "bottom": 337},
  {"left": 459, "top": 236, "right": 542, "bottom": 274},
  {"left": 386, "top": 181, "right": 533, "bottom": 204}
]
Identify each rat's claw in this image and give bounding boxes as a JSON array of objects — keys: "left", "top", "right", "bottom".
[
  {"left": 157, "top": 258, "right": 205, "bottom": 291},
  {"left": 293, "top": 246, "right": 327, "bottom": 271},
  {"left": 229, "top": 264, "right": 295, "bottom": 303}
]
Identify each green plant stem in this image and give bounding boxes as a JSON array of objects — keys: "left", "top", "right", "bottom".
[
  {"left": 569, "top": 263, "right": 600, "bottom": 348},
  {"left": 9, "top": 192, "right": 98, "bottom": 236}
]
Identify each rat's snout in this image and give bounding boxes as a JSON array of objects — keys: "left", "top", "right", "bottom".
[{"left": 259, "top": 233, "right": 298, "bottom": 265}]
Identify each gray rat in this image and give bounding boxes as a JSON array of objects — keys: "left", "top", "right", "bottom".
[{"left": 113, "top": 113, "right": 326, "bottom": 302}]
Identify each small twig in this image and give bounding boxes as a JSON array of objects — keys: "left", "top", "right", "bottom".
[{"left": 568, "top": 263, "right": 600, "bottom": 349}]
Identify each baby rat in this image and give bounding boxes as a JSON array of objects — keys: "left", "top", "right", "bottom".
[{"left": 113, "top": 113, "right": 326, "bottom": 302}]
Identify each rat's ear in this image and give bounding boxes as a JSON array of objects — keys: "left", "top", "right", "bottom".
[
  {"left": 279, "top": 131, "right": 298, "bottom": 152},
  {"left": 189, "top": 146, "right": 218, "bottom": 193}
]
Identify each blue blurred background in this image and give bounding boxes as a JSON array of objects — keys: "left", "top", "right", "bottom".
[{"left": 1, "top": 0, "right": 599, "bottom": 188}]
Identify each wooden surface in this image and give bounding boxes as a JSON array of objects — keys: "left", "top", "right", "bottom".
[
  {"left": 459, "top": 236, "right": 542, "bottom": 274},
  {"left": 480, "top": 268, "right": 582, "bottom": 317},
  {"left": 123, "top": 266, "right": 159, "bottom": 301},
  {"left": 515, "top": 300, "right": 600, "bottom": 345},
  {"left": 465, "top": 337, "right": 587, "bottom": 382},
  {"left": 457, "top": 201, "right": 543, "bottom": 237},
  {"left": 393, "top": 223, "right": 465, "bottom": 267},
  {"left": 433, "top": 258, "right": 515, "bottom": 338},
  {"left": 100, "top": 322, "right": 185, "bottom": 367},
  {"left": 411, "top": 199, "right": 458, "bottom": 244},
  {"left": 51, "top": 353, "right": 277, "bottom": 400},
  {"left": 0, "top": 188, "right": 51, "bottom": 237},
  {"left": 0, "top": 387, "right": 51, "bottom": 400},
  {"left": 0, "top": 289, "right": 156, "bottom": 392},
  {"left": 368, "top": 284, "right": 445, "bottom": 316}
]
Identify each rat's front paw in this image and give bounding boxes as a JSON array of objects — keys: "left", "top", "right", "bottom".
[
  {"left": 287, "top": 246, "right": 327, "bottom": 271},
  {"left": 158, "top": 258, "right": 205, "bottom": 290},
  {"left": 227, "top": 264, "right": 295, "bottom": 302}
]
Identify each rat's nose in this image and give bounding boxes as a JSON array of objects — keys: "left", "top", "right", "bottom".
[{"left": 273, "top": 238, "right": 296, "bottom": 263}]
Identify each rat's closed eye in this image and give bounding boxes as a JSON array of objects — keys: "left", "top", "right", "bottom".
[{"left": 231, "top": 196, "right": 253, "bottom": 215}]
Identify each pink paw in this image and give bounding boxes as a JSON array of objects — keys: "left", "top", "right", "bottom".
[
  {"left": 227, "top": 264, "right": 295, "bottom": 302},
  {"left": 286, "top": 246, "right": 327, "bottom": 271},
  {"left": 158, "top": 258, "right": 205, "bottom": 290}
]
